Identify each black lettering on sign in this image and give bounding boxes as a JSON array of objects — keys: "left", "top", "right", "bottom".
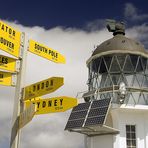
[
  {"left": 56, "top": 53, "right": 58, "bottom": 58},
  {"left": 48, "top": 100, "right": 52, "bottom": 107},
  {"left": 55, "top": 106, "right": 63, "bottom": 110},
  {"left": 33, "top": 85, "right": 36, "bottom": 92},
  {"left": 42, "top": 101, "right": 46, "bottom": 108},
  {"left": 35, "top": 43, "right": 37, "bottom": 49},
  {"left": 0, "top": 23, "right": 16, "bottom": 37},
  {"left": 41, "top": 82, "right": 44, "bottom": 89},
  {"left": 0, "top": 37, "right": 14, "bottom": 49},
  {"left": 54, "top": 100, "right": 57, "bottom": 106},
  {"left": 34, "top": 42, "right": 59, "bottom": 59},
  {"left": 1, "top": 24, "right": 4, "bottom": 31},
  {"left": 37, "top": 102, "right": 40, "bottom": 108},
  {"left": 2, "top": 57, "right": 8, "bottom": 64},
  {"left": 48, "top": 50, "right": 51, "bottom": 55},
  {"left": 48, "top": 49, "right": 58, "bottom": 58},
  {"left": 60, "top": 99, "right": 63, "bottom": 106},
  {"left": 37, "top": 84, "right": 40, "bottom": 90},
  {"left": 30, "top": 78, "right": 55, "bottom": 94},
  {"left": 51, "top": 51, "right": 53, "bottom": 57},
  {"left": 46, "top": 81, "right": 49, "bottom": 88},
  {"left": 0, "top": 74, "right": 4, "bottom": 78},
  {"left": 35, "top": 43, "right": 48, "bottom": 53},
  {"left": 45, "top": 49, "right": 47, "bottom": 53},
  {"left": 0, "top": 56, "right": 8, "bottom": 64}
]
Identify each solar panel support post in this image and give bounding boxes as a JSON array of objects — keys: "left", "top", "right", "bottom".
[{"left": 10, "top": 32, "right": 27, "bottom": 148}]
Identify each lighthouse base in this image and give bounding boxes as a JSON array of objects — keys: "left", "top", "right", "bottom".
[
  {"left": 85, "top": 105, "right": 148, "bottom": 148},
  {"left": 85, "top": 135, "right": 113, "bottom": 148}
]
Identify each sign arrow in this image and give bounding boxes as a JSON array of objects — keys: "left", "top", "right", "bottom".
[
  {"left": 23, "top": 77, "right": 64, "bottom": 100},
  {"left": 25, "top": 96, "right": 78, "bottom": 115},
  {"left": 0, "top": 20, "right": 21, "bottom": 58},
  {"left": 28, "top": 39, "right": 66, "bottom": 64}
]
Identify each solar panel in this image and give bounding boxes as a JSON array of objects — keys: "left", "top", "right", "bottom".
[
  {"left": 72, "top": 102, "right": 90, "bottom": 112},
  {"left": 84, "top": 98, "right": 111, "bottom": 127},
  {"left": 91, "top": 98, "right": 110, "bottom": 108},
  {"left": 88, "top": 107, "right": 108, "bottom": 117},
  {"left": 69, "top": 110, "right": 88, "bottom": 120},
  {"left": 65, "top": 119, "right": 85, "bottom": 129},
  {"left": 85, "top": 116, "right": 106, "bottom": 126},
  {"left": 65, "top": 102, "right": 90, "bottom": 130},
  {"left": 65, "top": 98, "right": 111, "bottom": 130}
]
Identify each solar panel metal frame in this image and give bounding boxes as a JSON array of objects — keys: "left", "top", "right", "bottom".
[{"left": 65, "top": 98, "right": 111, "bottom": 130}]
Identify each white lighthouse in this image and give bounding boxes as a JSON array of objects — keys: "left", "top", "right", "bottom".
[{"left": 65, "top": 20, "right": 148, "bottom": 148}]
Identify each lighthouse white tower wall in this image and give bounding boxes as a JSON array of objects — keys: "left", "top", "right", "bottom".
[
  {"left": 112, "top": 106, "right": 148, "bottom": 148},
  {"left": 85, "top": 135, "right": 113, "bottom": 148}
]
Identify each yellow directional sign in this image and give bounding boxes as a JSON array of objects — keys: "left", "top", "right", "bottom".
[
  {"left": 25, "top": 96, "right": 78, "bottom": 115},
  {"left": 0, "top": 55, "right": 18, "bottom": 72},
  {"left": 28, "top": 39, "right": 66, "bottom": 63},
  {"left": 0, "top": 71, "right": 16, "bottom": 86},
  {"left": 0, "top": 20, "right": 21, "bottom": 58},
  {"left": 24, "top": 77, "right": 64, "bottom": 100},
  {"left": 19, "top": 103, "right": 36, "bottom": 129}
]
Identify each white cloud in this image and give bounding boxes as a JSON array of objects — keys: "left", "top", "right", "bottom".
[
  {"left": 124, "top": 3, "right": 148, "bottom": 21},
  {"left": 126, "top": 23, "right": 148, "bottom": 49},
  {"left": 85, "top": 19, "right": 106, "bottom": 31},
  {"left": 0, "top": 21, "right": 112, "bottom": 148},
  {"left": 0, "top": 19, "right": 148, "bottom": 148}
]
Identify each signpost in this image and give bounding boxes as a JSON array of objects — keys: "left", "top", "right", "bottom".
[
  {"left": 19, "top": 103, "right": 36, "bottom": 129},
  {"left": 23, "top": 77, "right": 64, "bottom": 100},
  {"left": 10, "top": 32, "right": 26, "bottom": 148},
  {"left": 28, "top": 39, "right": 66, "bottom": 63},
  {"left": 0, "top": 71, "right": 16, "bottom": 86},
  {"left": 0, "top": 20, "right": 77, "bottom": 148},
  {"left": 25, "top": 96, "right": 78, "bottom": 115},
  {"left": 0, "top": 55, "right": 19, "bottom": 72},
  {"left": 0, "top": 20, "right": 21, "bottom": 58}
]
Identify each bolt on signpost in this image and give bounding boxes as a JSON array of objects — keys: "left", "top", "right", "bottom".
[{"left": 0, "top": 20, "right": 77, "bottom": 148}]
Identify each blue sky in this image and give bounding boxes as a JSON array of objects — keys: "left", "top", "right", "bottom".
[
  {"left": 0, "top": 1, "right": 148, "bottom": 148},
  {"left": 1, "top": 0, "right": 148, "bottom": 29}
]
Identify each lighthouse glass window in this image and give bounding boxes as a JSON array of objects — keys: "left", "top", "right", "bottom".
[
  {"left": 88, "top": 54, "right": 148, "bottom": 104},
  {"left": 126, "top": 125, "right": 136, "bottom": 148}
]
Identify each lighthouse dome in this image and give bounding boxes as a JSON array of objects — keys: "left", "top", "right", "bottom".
[{"left": 87, "top": 22, "right": 148, "bottom": 65}]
